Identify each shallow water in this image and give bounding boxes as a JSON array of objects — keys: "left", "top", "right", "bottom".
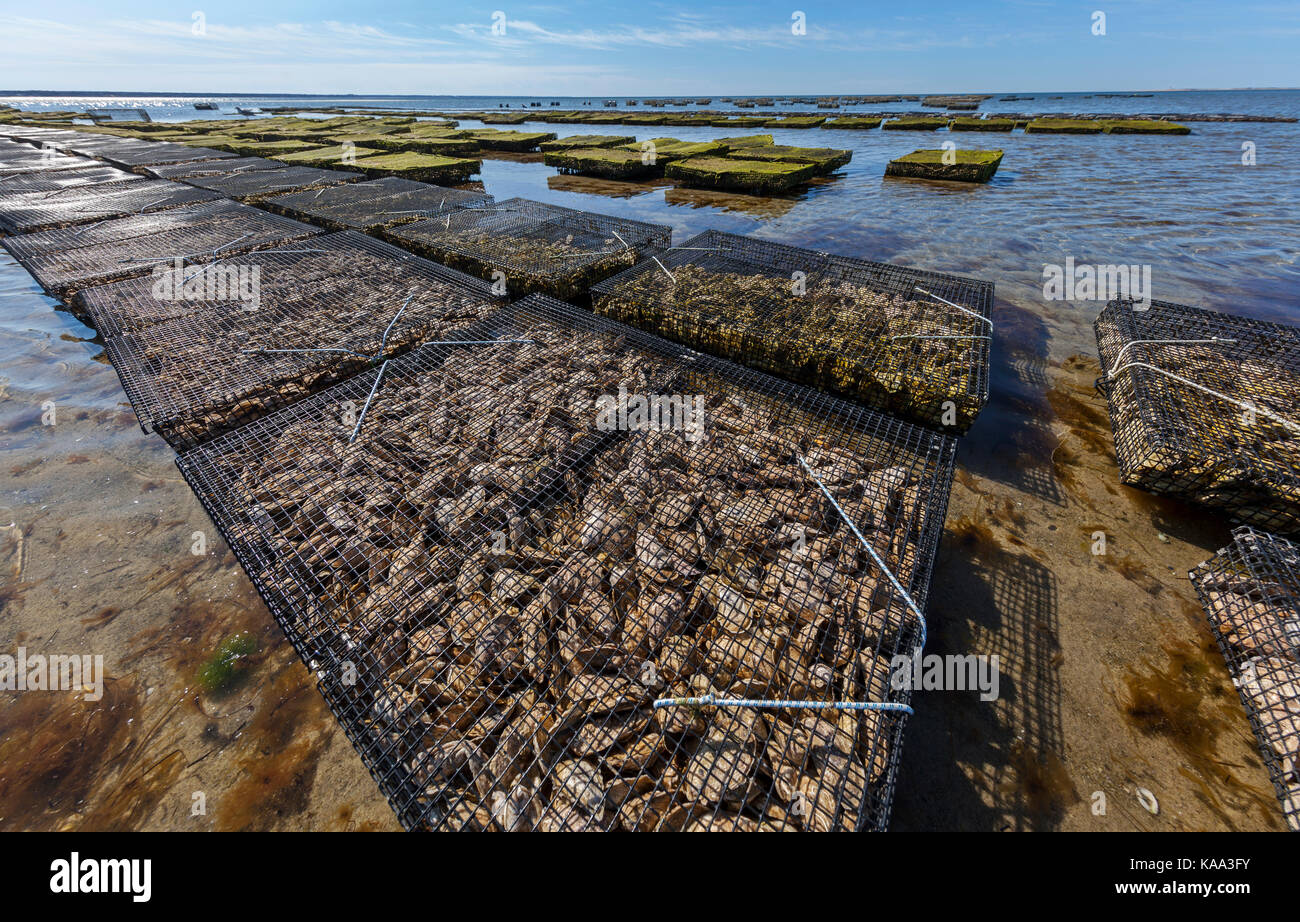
[{"left": 1, "top": 92, "right": 1297, "bottom": 830}]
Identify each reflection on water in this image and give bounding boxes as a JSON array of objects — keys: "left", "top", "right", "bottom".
[{"left": 1, "top": 91, "right": 1297, "bottom": 830}]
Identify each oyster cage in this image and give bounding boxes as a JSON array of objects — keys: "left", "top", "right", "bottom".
[
  {"left": 182, "top": 164, "right": 362, "bottom": 201},
  {"left": 262, "top": 177, "right": 494, "bottom": 233},
  {"left": 177, "top": 295, "right": 959, "bottom": 831},
  {"left": 0, "top": 140, "right": 94, "bottom": 175},
  {"left": 142, "top": 156, "right": 285, "bottom": 181},
  {"left": 1095, "top": 298, "right": 1300, "bottom": 534},
  {"left": 383, "top": 197, "right": 673, "bottom": 301},
  {"left": 0, "top": 176, "right": 222, "bottom": 235},
  {"left": 590, "top": 229, "right": 994, "bottom": 432},
  {"left": 1190, "top": 526, "right": 1300, "bottom": 830},
  {"left": 100, "top": 230, "right": 503, "bottom": 450},
  {"left": 7, "top": 198, "right": 321, "bottom": 299}
]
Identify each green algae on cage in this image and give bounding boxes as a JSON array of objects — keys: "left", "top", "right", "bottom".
[
  {"left": 665, "top": 156, "right": 815, "bottom": 194},
  {"left": 349, "top": 151, "right": 480, "bottom": 184},
  {"left": 947, "top": 117, "right": 1017, "bottom": 132},
  {"left": 885, "top": 149, "right": 1004, "bottom": 183},
  {"left": 1023, "top": 118, "right": 1103, "bottom": 134},
  {"left": 591, "top": 230, "right": 994, "bottom": 431},
  {"left": 543, "top": 147, "right": 661, "bottom": 179},
  {"left": 823, "top": 117, "right": 883, "bottom": 130},
  {"left": 725, "top": 145, "right": 852, "bottom": 175},
  {"left": 539, "top": 134, "right": 636, "bottom": 153},
  {"left": 881, "top": 117, "right": 948, "bottom": 131}
]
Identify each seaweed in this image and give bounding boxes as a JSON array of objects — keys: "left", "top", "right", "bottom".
[{"left": 884, "top": 149, "right": 1003, "bottom": 183}]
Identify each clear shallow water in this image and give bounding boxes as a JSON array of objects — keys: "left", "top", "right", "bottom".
[{"left": 0, "top": 90, "right": 1296, "bottom": 830}]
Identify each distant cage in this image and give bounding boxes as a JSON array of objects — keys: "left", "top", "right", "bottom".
[
  {"left": 177, "top": 294, "right": 958, "bottom": 831},
  {"left": 1190, "top": 526, "right": 1300, "bottom": 831},
  {"left": 5, "top": 198, "right": 320, "bottom": 299},
  {"left": 1095, "top": 298, "right": 1300, "bottom": 534},
  {"left": 591, "top": 229, "right": 994, "bottom": 432},
  {"left": 262, "top": 176, "right": 494, "bottom": 233},
  {"left": 98, "top": 231, "right": 502, "bottom": 450},
  {"left": 0, "top": 176, "right": 221, "bottom": 235},
  {"left": 383, "top": 197, "right": 672, "bottom": 301},
  {"left": 182, "top": 164, "right": 362, "bottom": 201}
]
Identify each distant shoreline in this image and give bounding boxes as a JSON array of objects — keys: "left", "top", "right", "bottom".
[{"left": 3, "top": 88, "right": 1298, "bottom": 99}]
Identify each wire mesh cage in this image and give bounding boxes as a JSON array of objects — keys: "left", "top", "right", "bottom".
[
  {"left": 0, "top": 163, "right": 141, "bottom": 196},
  {"left": 6, "top": 198, "right": 321, "bottom": 299},
  {"left": 0, "top": 176, "right": 222, "bottom": 234},
  {"left": 183, "top": 165, "right": 362, "bottom": 201},
  {"left": 590, "top": 229, "right": 994, "bottom": 432},
  {"left": 262, "top": 177, "right": 494, "bottom": 233},
  {"left": 141, "top": 156, "right": 284, "bottom": 181},
  {"left": 383, "top": 197, "right": 673, "bottom": 301},
  {"left": 0, "top": 140, "right": 95, "bottom": 175},
  {"left": 1095, "top": 298, "right": 1300, "bottom": 534},
  {"left": 177, "top": 294, "right": 958, "bottom": 831},
  {"left": 100, "top": 231, "right": 503, "bottom": 450},
  {"left": 1190, "top": 526, "right": 1300, "bottom": 831},
  {"left": 86, "top": 139, "right": 239, "bottom": 169}
]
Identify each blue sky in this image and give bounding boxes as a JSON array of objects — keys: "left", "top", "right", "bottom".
[{"left": 0, "top": 1, "right": 1296, "bottom": 95}]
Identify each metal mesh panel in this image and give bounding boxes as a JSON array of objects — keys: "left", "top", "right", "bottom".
[
  {"left": 591, "top": 229, "right": 994, "bottom": 432},
  {"left": 98, "top": 143, "right": 237, "bottom": 169},
  {"left": 177, "top": 295, "right": 958, "bottom": 831},
  {"left": 263, "top": 177, "right": 494, "bottom": 232},
  {"left": 384, "top": 197, "right": 672, "bottom": 301},
  {"left": 6, "top": 199, "right": 320, "bottom": 299},
  {"left": 1095, "top": 298, "right": 1300, "bottom": 533},
  {"left": 183, "top": 165, "right": 362, "bottom": 201},
  {"left": 0, "top": 141, "right": 95, "bottom": 175},
  {"left": 0, "top": 176, "right": 221, "bottom": 234},
  {"left": 100, "top": 231, "right": 502, "bottom": 449},
  {"left": 0, "top": 163, "right": 141, "bottom": 196},
  {"left": 142, "top": 156, "right": 284, "bottom": 181},
  {"left": 1190, "top": 526, "right": 1300, "bottom": 831}
]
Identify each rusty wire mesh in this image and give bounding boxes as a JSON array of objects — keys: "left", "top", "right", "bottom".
[
  {"left": 263, "top": 176, "right": 494, "bottom": 233},
  {"left": 383, "top": 197, "right": 672, "bottom": 300},
  {"left": 6, "top": 198, "right": 320, "bottom": 299},
  {"left": 100, "top": 231, "right": 502, "bottom": 449},
  {"left": 591, "top": 229, "right": 994, "bottom": 432},
  {"left": 1096, "top": 298, "right": 1300, "bottom": 533},
  {"left": 1191, "top": 526, "right": 1300, "bottom": 831},
  {"left": 177, "top": 294, "right": 957, "bottom": 831}
]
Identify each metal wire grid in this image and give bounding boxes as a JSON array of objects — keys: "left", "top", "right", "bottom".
[
  {"left": 183, "top": 165, "right": 363, "bottom": 201},
  {"left": 1095, "top": 298, "right": 1300, "bottom": 534},
  {"left": 101, "top": 231, "right": 503, "bottom": 450},
  {"left": 5, "top": 198, "right": 321, "bottom": 299},
  {"left": 1190, "top": 526, "right": 1300, "bottom": 831},
  {"left": 383, "top": 197, "right": 673, "bottom": 301},
  {"left": 97, "top": 143, "right": 238, "bottom": 169},
  {"left": 142, "top": 156, "right": 284, "bottom": 181},
  {"left": 0, "top": 141, "right": 96, "bottom": 175},
  {"left": 0, "top": 163, "right": 141, "bottom": 195},
  {"left": 0, "top": 176, "right": 223, "bottom": 234},
  {"left": 177, "top": 295, "right": 958, "bottom": 831},
  {"left": 590, "top": 229, "right": 994, "bottom": 432},
  {"left": 262, "top": 177, "right": 495, "bottom": 233}
]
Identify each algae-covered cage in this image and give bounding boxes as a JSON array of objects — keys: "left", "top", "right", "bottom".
[
  {"left": 1095, "top": 298, "right": 1300, "bottom": 533},
  {"left": 1190, "top": 527, "right": 1300, "bottom": 830},
  {"left": 591, "top": 229, "right": 994, "bottom": 432},
  {"left": 262, "top": 176, "right": 494, "bottom": 233},
  {"left": 5, "top": 198, "right": 321, "bottom": 300},
  {"left": 0, "top": 175, "right": 222, "bottom": 235},
  {"left": 383, "top": 197, "right": 672, "bottom": 300},
  {"left": 177, "top": 295, "right": 958, "bottom": 831},
  {"left": 182, "top": 164, "right": 362, "bottom": 201},
  {"left": 97, "top": 231, "right": 502, "bottom": 450}
]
